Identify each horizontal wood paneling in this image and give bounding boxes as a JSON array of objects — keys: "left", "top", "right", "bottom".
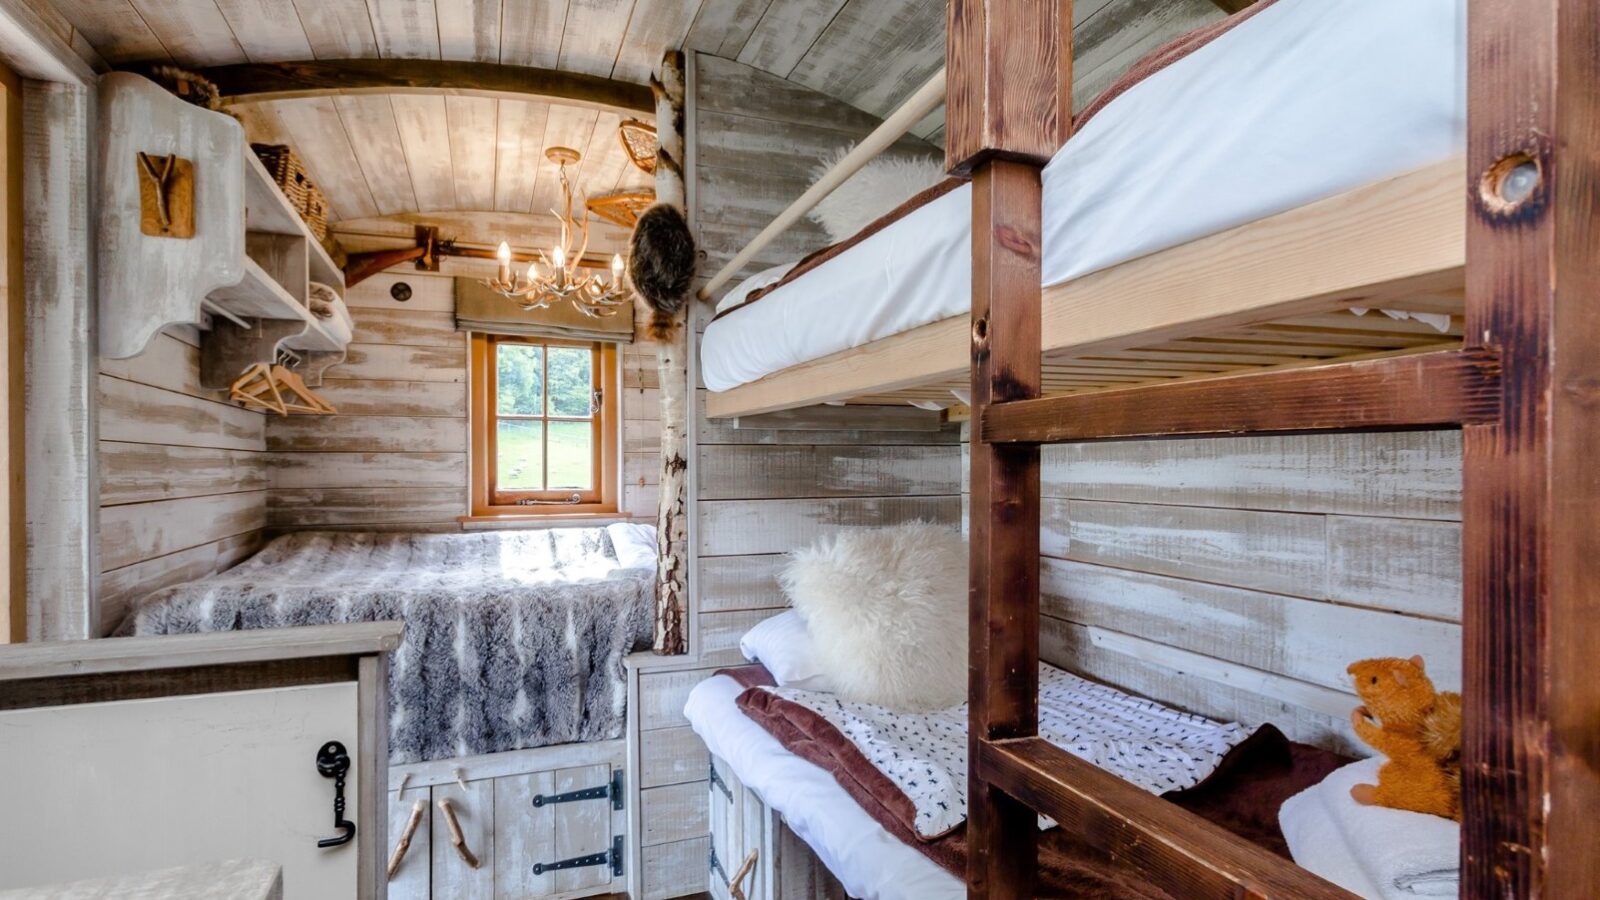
[
  {"left": 962, "top": 424, "right": 1464, "bottom": 755},
  {"left": 265, "top": 415, "right": 468, "bottom": 453},
  {"left": 100, "top": 443, "right": 267, "bottom": 506},
  {"left": 698, "top": 554, "right": 787, "bottom": 612},
  {"left": 1040, "top": 431, "right": 1462, "bottom": 520},
  {"left": 266, "top": 487, "right": 465, "bottom": 528},
  {"left": 312, "top": 379, "right": 466, "bottom": 417},
  {"left": 331, "top": 343, "right": 467, "bottom": 382},
  {"left": 99, "top": 374, "right": 265, "bottom": 452},
  {"left": 699, "top": 608, "right": 779, "bottom": 666},
  {"left": 97, "top": 329, "right": 269, "bottom": 634},
  {"left": 1041, "top": 558, "right": 1462, "bottom": 693},
  {"left": 638, "top": 667, "right": 719, "bottom": 732},
  {"left": 265, "top": 452, "right": 467, "bottom": 490},
  {"left": 697, "top": 496, "right": 961, "bottom": 557},
  {"left": 97, "top": 532, "right": 264, "bottom": 636},
  {"left": 99, "top": 490, "right": 267, "bottom": 573},
  {"left": 698, "top": 444, "right": 960, "bottom": 500}
]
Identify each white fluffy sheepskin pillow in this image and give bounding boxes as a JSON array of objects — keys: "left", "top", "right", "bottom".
[
  {"left": 806, "top": 145, "right": 945, "bottom": 244},
  {"left": 778, "top": 522, "right": 968, "bottom": 711}
]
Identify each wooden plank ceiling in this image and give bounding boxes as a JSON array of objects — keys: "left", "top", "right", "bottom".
[{"left": 49, "top": 0, "right": 1222, "bottom": 254}]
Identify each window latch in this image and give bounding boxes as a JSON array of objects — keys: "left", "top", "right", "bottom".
[{"left": 592, "top": 389, "right": 603, "bottom": 414}]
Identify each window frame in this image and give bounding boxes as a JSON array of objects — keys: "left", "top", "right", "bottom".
[{"left": 469, "top": 333, "right": 620, "bottom": 517}]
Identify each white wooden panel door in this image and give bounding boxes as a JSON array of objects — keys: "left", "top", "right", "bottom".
[
  {"left": 708, "top": 755, "right": 740, "bottom": 900},
  {"left": 0, "top": 683, "right": 359, "bottom": 898}
]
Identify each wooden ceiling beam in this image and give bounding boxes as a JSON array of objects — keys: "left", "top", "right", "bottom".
[{"left": 199, "top": 59, "right": 654, "bottom": 116}]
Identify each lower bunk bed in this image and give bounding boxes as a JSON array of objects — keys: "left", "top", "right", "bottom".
[
  {"left": 688, "top": 662, "right": 1453, "bottom": 900},
  {"left": 117, "top": 523, "right": 659, "bottom": 899}
]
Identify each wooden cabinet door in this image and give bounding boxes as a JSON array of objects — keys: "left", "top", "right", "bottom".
[
  {"left": 494, "top": 763, "right": 622, "bottom": 899},
  {"left": 0, "top": 683, "right": 360, "bottom": 898}
]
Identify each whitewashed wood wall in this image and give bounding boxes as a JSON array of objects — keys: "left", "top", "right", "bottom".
[
  {"left": 628, "top": 53, "right": 966, "bottom": 900},
  {"left": 96, "top": 271, "right": 662, "bottom": 632},
  {"left": 961, "top": 429, "right": 1463, "bottom": 755},
  {"left": 262, "top": 270, "right": 662, "bottom": 529},
  {"left": 97, "top": 326, "right": 268, "bottom": 635}
]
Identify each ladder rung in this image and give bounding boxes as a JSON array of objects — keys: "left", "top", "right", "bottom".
[
  {"left": 980, "top": 347, "right": 1501, "bottom": 444},
  {"left": 974, "top": 737, "right": 1359, "bottom": 900}
]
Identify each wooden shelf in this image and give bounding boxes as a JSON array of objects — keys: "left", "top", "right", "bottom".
[
  {"left": 208, "top": 257, "right": 304, "bottom": 320},
  {"left": 242, "top": 151, "right": 343, "bottom": 289}
]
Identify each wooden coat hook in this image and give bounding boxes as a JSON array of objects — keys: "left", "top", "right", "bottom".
[{"left": 136, "top": 151, "right": 195, "bottom": 239}]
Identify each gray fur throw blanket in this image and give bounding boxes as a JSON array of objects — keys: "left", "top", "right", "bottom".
[{"left": 121, "top": 529, "right": 654, "bottom": 764}]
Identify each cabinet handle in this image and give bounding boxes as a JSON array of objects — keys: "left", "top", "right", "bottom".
[
  {"left": 387, "top": 799, "right": 426, "bottom": 879},
  {"left": 729, "top": 849, "right": 758, "bottom": 900},
  {"left": 436, "top": 798, "right": 481, "bottom": 869}
]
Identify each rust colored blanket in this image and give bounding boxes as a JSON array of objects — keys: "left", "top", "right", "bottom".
[{"left": 722, "top": 665, "right": 1347, "bottom": 899}]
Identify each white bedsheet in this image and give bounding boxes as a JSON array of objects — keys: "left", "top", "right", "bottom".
[
  {"left": 700, "top": 0, "right": 1466, "bottom": 394},
  {"left": 684, "top": 675, "right": 963, "bottom": 900}
]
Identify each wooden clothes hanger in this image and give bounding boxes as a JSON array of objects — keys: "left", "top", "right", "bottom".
[
  {"left": 270, "top": 363, "right": 337, "bottom": 414},
  {"left": 229, "top": 362, "right": 287, "bottom": 415}
]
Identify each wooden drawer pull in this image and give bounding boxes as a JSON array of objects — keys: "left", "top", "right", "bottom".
[
  {"left": 436, "top": 798, "right": 481, "bottom": 869},
  {"left": 387, "top": 799, "right": 427, "bottom": 879},
  {"left": 730, "top": 849, "right": 758, "bottom": 900}
]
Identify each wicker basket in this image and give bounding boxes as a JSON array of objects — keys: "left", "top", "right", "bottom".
[
  {"left": 251, "top": 143, "right": 312, "bottom": 210},
  {"left": 300, "top": 184, "right": 331, "bottom": 241},
  {"left": 251, "top": 142, "right": 332, "bottom": 241}
]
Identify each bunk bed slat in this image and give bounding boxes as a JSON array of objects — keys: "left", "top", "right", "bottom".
[
  {"left": 981, "top": 347, "right": 1503, "bottom": 444},
  {"left": 975, "top": 738, "right": 1360, "bottom": 900}
]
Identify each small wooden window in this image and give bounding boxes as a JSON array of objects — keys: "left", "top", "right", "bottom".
[{"left": 470, "top": 334, "right": 619, "bottom": 516}]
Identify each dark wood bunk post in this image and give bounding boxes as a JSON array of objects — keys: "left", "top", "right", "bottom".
[
  {"left": 946, "top": 1, "right": 1072, "bottom": 898},
  {"left": 1461, "top": 0, "right": 1600, "bottom": 895}
]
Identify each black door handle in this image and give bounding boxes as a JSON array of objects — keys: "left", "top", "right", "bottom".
[{"left": 315, "top": 740, "right": 356, "bottom": 848}]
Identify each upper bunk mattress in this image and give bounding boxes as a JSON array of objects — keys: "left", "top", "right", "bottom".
[{"left": 700, "top": 0, "right": 1465, "bottom": 394}]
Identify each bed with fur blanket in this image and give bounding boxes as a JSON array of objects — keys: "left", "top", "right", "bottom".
[{"left": 120, "top": 529, "right": 655, "bottom": 764}]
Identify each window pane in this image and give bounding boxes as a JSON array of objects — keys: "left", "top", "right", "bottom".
[
  {"left": 497, "top": 420, "right": 544, "bottom": 490},
  {"left": 496, "top": 344, "right": 544, "bottom": 415},
  {"left": 546, "top": 420, "right": 594, "bottom": 490},
  {"left": 546, "top": 346, "right": 594, "bottom": 417}
]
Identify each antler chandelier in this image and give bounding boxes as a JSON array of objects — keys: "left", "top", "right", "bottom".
[{"left": 482, "top": 147, "right": 632, "bottom": 318}]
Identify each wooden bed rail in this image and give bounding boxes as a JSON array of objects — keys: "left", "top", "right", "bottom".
[
  {"left": 694, "top": 66, "right": 946, "bottom": 301},
  {"left": 980, "top": 347, "right": 1503, "bottom": 444},
  {"left": 976, "top": 738, "right": 1359, "bottom": 900}
]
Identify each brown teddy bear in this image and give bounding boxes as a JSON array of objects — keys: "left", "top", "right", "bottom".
[{"left": 1346, "top": 655, "right": 1462, "bottom": 820}]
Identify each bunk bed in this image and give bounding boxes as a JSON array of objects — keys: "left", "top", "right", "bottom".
[
  {"left": 700, "top": 0, "right": 1466, "bottom": 419},
  {"left": 695, "top": 0, "right": 1599, "bottom": 896}
]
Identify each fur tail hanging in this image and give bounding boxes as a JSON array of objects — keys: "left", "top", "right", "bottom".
[{"left": 628, "top": 203, "right": 696, "bottom": 341}]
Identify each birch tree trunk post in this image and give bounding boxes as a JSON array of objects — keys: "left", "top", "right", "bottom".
[{"left": 649, "top": 51, "right": 689, "bottom": 655}]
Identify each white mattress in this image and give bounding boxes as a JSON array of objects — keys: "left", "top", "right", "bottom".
[
  {"left": 700, "top": 0, "right": 1466, "bottom": 394},
  {"left": 683, "top": 675, "right": 963, "bottom": 900}
]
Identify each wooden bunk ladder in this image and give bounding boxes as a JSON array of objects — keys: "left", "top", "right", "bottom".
[{"left": 954, "top": 0, "right": 1599, "bottom": 898}]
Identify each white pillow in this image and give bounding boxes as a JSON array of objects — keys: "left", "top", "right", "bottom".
[
  {"left": 738, "top": 610, "right": 836, "bottom": 692},
  {"left": 605, "top": 522, "right": 657, "bottom": 570},
  {"left": 779, "top": 522, "right": 968, "bottom": 711},
  {"left": 715, "top": 261, "right": 797, "bottom": 313},
  {"left": 807, "top": 145, "right": 945, "bottom": 244}
]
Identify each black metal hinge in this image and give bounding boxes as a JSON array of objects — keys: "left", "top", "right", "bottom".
[
  {"left": 533, "top": 834, "right": 624, "bottom": 877},
  {"left": 709, "top": 845, "right": 728, "bottom": 885},
  {"left": 709, "top": 760, "right": 732, "bottom": 802},
  {"left": 532, "top": 768, "right": 625, "bottom": 811}
]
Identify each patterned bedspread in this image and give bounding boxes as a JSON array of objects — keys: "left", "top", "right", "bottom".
[{"left": 121, "top": 529, "right": 654, "bottom": 764}]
